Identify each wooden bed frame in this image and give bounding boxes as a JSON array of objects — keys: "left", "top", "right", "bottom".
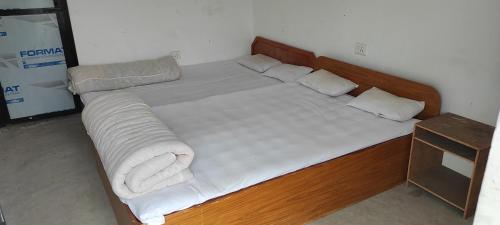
[
  {"left": 92, "top": 37, "right": 441, "bottom": 225},
  {"left": 251, "top": 36, "right": 316, "bottom": 68}
]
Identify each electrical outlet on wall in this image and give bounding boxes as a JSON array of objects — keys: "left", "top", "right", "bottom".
[
  {"left": 355, "top": 42, "right": 367, "bottom": 56},
  {"left": 170, "top": 50, "right": 181, "bottom": 62}
]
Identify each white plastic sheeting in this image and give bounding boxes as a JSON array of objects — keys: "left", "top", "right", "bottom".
[{"left": 0, "top": 14, "right": 75, "bottom": 119}]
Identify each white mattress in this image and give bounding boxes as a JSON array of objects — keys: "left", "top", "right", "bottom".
[
  {"left": 80, "top": 59, "right": 281, "bottom": 106},
  {"left": 124, "top": 83, "right": 418, "bottom": 224}
]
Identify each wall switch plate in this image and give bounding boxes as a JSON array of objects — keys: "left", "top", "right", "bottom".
[
  {"left": 170, "top": 50, "right": 181, "bottom": 62},
  {"left": 355, "top": 42, "right": 367, "bottom": 56}
]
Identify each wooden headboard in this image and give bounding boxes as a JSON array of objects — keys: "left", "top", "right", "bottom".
[
  {"left": 251, "top": 36, "right": 316, "bottom": 68},
  {"left": 315, "top": 56, "right": 441, "bottom": 120}
]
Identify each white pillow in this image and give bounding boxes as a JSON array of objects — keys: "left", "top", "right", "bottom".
[
  {"left": 347, "top": 87, "right": 425, "bottom": 122},
  {"left": 298, "top": 69, "right": 358, "bottom": 96},
  {"left": 237, "top": 54, "right": 281, "bottom": 73},
  {"left": 263, "top": 64, "right": 314, "bottom": 82}
]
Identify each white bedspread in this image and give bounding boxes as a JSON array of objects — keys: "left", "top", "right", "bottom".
[
  {"left": 80, "top": 59, "right": 280, "bottom": 106},
  {"left": 82, "top": 92, "right": 194, "bottom": 199},
  {"left": 123, "top": 83, "right": 418, "bottom": 224}
]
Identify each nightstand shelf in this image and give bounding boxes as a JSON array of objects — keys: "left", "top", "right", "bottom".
[
  {"left": 407, "top": 113, "right": 494, "bottom": 218},
  {"left": 414, "top": 128, "right": 476, "bottom": 161},
  {"left": 409, "top": 165, "right": 469, "bottom": 209}
]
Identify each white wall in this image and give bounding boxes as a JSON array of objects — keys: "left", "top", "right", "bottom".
[
  {"left": 253, "top": 0, "right": 500, "bottom": 126},
  {"left": 474, "top": 113, "right": 500, "bottom": 225},
  {"left": 67, "top": 0, "right": 254, "bottom": 65}
]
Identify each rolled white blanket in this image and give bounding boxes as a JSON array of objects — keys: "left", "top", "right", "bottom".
[
  {"left": 82, "top": 92, "right": 194, "bottom": 199},
  {"left": 68, "top": 55, "right": 181, "bottom": 95}
]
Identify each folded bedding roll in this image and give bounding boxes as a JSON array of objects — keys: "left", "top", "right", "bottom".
[
  {"left": 82, "top": 92, "right": 194, "bottom": 199},
  {"left": 68, "top": 55, "right": 181, "bottom": 95}
]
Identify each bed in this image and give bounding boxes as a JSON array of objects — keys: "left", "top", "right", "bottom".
[
  {"left": 89, "top": 39, "right": 441, "bottom": 225},
  {"left": 80, "top": 37, "right": 315, "bottom": 106}
]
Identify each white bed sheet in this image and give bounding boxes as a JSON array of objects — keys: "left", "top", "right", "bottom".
[
  {"left": 124, "top": 83, "right": 418, "bottom": 224},
  {"left": 80, "top": 59, "right": 281, "bottom": 106}
]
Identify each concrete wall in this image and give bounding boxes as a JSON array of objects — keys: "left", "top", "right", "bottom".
[
  {"left": 253, "top": 0, "right": 500, "bottom": 126},
  {"left": 67, "top": 0, "right": 254, "bottom": 65}
]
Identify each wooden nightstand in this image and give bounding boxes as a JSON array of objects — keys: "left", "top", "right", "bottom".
[{"left": 407, "top": 113, "right": 495, "bottom": 218}]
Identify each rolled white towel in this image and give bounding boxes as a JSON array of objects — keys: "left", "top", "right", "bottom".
[{"left": 82, "top": 92, "right": 194, "bottom": 199}]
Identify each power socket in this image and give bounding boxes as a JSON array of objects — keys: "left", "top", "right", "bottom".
[{"left": 355, "top": 42, "right": 367, "bottom": 56}]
